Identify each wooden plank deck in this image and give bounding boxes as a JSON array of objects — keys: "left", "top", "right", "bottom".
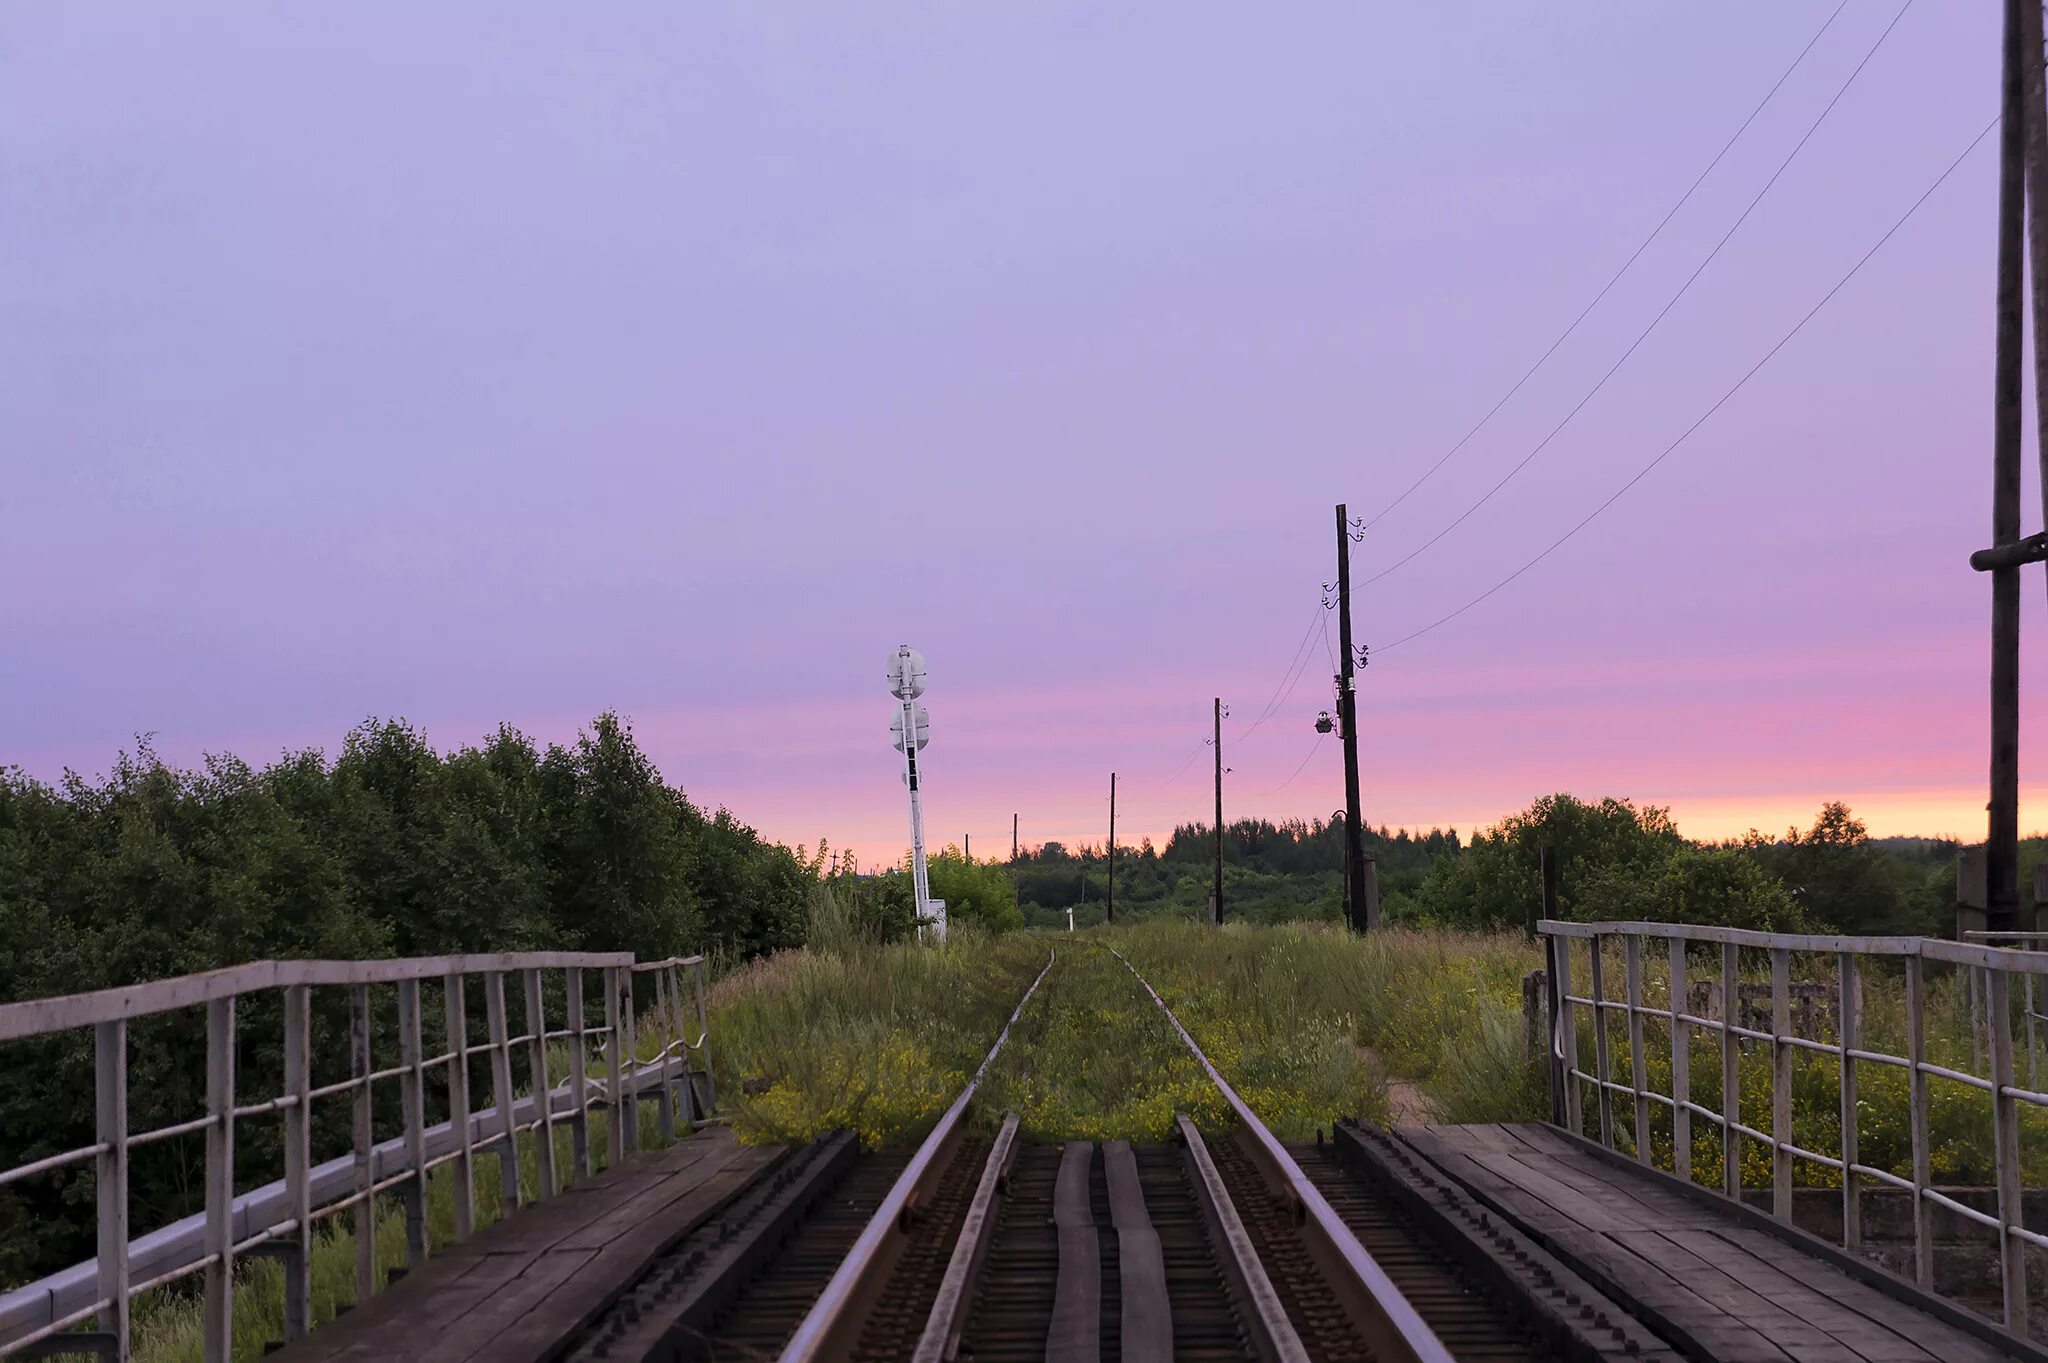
[
  {"left": 271, "top": 1127, "right": 784, "bottom": 1363},
  {"left": 1398, "top": 1122, "right": 2025, "bottom": 1363}
]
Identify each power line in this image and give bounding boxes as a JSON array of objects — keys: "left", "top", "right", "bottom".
[
  {"left": 1266, "top": 732, "right": 1327, "bottom": 796},
  {"left": 1362, "top": 0, "right": 1916, "bottom": 591},
  {"left": 1359, "top": 0, "right": 1852, "bottom": 534},
  {"left": 1238, "top": 598, "right": 1324, "bottom": 739},
  {"left": 1379, "top": 112, "right": 1999, "bottom": 656}
]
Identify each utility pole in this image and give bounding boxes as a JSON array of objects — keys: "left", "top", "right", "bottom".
[
  {"left": 964, "top": 833, "right": 970, "bottom": 861},
  {"left": 1107, "top": 772, "right": 1117, "bottom": 923},
  {"left": 1975, "top": 0, "right": 2030, "bottom": 935},
  {"left": 1212, "top": 697, "right": 1224, "bottom": 925},
  {"left": 1335, "top": 504, "right": 1374, "bottom": 932},
  {"left": 1012, "top": 814, "right": 1019, "bottom": 861}
]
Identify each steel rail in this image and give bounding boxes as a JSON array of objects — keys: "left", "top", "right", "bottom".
[
  {"left": 1107, "top": 946, "right": 1455, "bottom": 1363},
  {"left": 1175, "top": 1113, "right": 1311, "bottom": 1363},
  {"left": 910, "top": 1112, "right": 1022, "bottom": 1363},
  {"left": 775, "top": 951, "right": 1056, "bottom": 1363}
]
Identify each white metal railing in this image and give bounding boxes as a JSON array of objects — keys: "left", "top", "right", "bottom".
[
  {"left": 1541, "top": 919, "right": 2044, "bottom": 1340},
  {"left": 0, "top": 951, "right": 715, "bottom": 1363}
]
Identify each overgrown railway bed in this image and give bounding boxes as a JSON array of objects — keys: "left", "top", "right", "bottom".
[{"left": 556, "top": 948, "right": 1658, "bottom": 1363}]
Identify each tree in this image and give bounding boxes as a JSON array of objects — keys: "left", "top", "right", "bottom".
[{"left": 1407, "top": 794, "right": 1682, "bottom": 929}]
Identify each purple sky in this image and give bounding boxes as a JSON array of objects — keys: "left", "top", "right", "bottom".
[{"left": 4, "top": 3, "right": 2042, "bottom": 863}]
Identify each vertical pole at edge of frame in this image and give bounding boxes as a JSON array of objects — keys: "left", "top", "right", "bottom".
[
  {"left": 1589, "top": 934, "right": 1614, "bottom": 1149},
  {"left": 1988, "top": 966, "right": 2028, "bottom": 1335},
  {"left": 1720, "top": 942, "right": 1741, "bottom": 1202},
  {"left": 1838, "top": 952, "right": 1862, "bottom": 1255},
  {"left": 1906, "top": 954, "right": 1934, "bottom": 1290},
  {"left": 1624, "top": 935, "right": 1649, "bottom": 1162},
  {"left": 349, "top": 984, "right": 375, "bottom": 1305},
  {"left": 651, "top": 967, "right": 676, "bottom": 1143},
  {"left": 523, "top": 968, "right": 558, "bottom": 1198},
  {"left": 442, "top": 973, "right": 475, "bottom": 1239},
  {"left": 603, "top": 966, "right": 625, "bottom": 1168},
  {"left": 396, "top": 978, "right": 429, "bottom": 1269},
  {"left": 1555, "top": 935, "right": 1582, "bottom": 1136},
  {"left": 1770, "top": 948, "right": 1793, "bottom": 1223},
  {"left": 202, "top": 996, "right": 235, "bottom": 1363},
  {"left": 281, "top": 987, "right": 311, "bottom": 1340},
  {"left": 95, "top": 1019, "right": 130, "bottom": 1361},
  {"left": 1669, "top": 938, "right": 1691, "bottom": 1184},
  {"left": 1543, "top": 934, "right": 1565, "bottom": 1127},
  {"left": 620, "top": 970, "right": 640, "bottom": 1156},
  {"left": 694, "top": 958, "right": 716, "bottom": 1116},
  {"left": 485, "top": 972, "right": 522, "bottom": 1211},
  {"left": 566, "top": 969, "right": 592, "bottom": 1179}
]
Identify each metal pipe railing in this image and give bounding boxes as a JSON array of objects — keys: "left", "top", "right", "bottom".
[
  {"left": 0, "top": 949, "right": 717, "bottom": 1363},
  {"left": 1542, "top": 919, "right": 2044, "bottom": 1339}
]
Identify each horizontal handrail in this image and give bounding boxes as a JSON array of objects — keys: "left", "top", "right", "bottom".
[
  {"left": 0, "top": 952, "right": 635, "bottom": 1039},
  {"left": 1540, "top": 918, "right": 2048, "bottom": 973}
]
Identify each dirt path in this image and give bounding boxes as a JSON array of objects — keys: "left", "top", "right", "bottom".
[{"left": 1360, "top": 1046, "right": 1437, "bottom": 1126}]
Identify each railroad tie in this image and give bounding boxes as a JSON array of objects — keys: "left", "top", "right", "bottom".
[
  {"left": 1046, "top": 1140, "right": 1101, "bottom": 1363},
  {"left": 1101, "top": 1140, "right": 1171, "bottom": 1363}
]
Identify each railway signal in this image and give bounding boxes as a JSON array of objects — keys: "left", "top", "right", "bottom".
[{"left": 888, "top": 645, "right": 945, "bottom": 941}]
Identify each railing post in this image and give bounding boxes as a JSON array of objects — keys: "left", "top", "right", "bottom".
[
  {"left": 203, "top": 997, "right": 235, "bottom": 1363},
  {"left": 1770, "top": 947, "right": 1792, "bottom": 1223},
  {"left": 693, "top": 957, "right": 715, "bottom": 1116},
  {"left": 566, "top": 968, "right": 592, "bottom": 1180},
  {"left": 619, "top": 970, "right": 640, "bottom": 1156},
  {"left": 1542, "top": 938, "right": 1564, "bottom": 1126},
  {"left": 1720, "top": 941, "right": 1740, "bottom": 1201},
  {"left": 523, "top": 968, "right": 557, "bottom": 1198},
  {"left": 485, "top": 972, "right": 522, "bottom": 1212},
  {"left": 603, "top": 966, "right": 625, "bottom": 1168},
  {"left": 1837, "top": 953, "right": 1861, "bottom": 1255},
  {"left": 282, "top": 986, "right": 312, "bottom": 1340},
  {"left": 94, "top": 1020, "right": 129, "bottom": 1362},
  {"left": 397, "top": 978, "right": 429, "bottom": 1268},
  {"left": 350, "top": 983, "right": 375, "bottom": 1304},
  {"left": 1554, "top": 935, "right": 1582, "bottom": 1135},
  {"left": 1906, "top": 954, "right": 1933, "bottom": 1290},
  {"left": 1988, "top": 965, "right": 2027, "bottom": 1335},
  {"left": 442, "top": 972, "right": 475, "bottom": 1240},
  {"left": 651, "top": 966, "right": 676, "bottom": 1143},
  {"left": 1624, "top": 934, "right": 1649, "bottom": 1162},
  {"left": 1589, "top": 934, "right": 1614, "bottom": 1148},
  {"left": 1668, "top": 938, "right": 1691, "bottom": 1184}
]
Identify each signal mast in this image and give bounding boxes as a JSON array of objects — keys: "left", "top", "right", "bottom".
[{"left": 887, "top": 645, "right": 945, "bottom": 941}]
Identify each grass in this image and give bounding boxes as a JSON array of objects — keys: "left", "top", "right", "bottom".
[{"left": 710, "top": 920, "right": 1548, "bottom": 1144}]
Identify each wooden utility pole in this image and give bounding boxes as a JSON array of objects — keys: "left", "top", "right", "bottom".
[
  {"left": 1979, "top": 0, "right": 2030, "bottom": 933},
  {"left": 1107, "top": 773, "right": 1116, "bottom": 923},
  {"left": 1212, "top": 698, "right": 1224, "bottom": 925},
  {"left": 1335, "top": 504, "right": 1374, "bottom": 932},
  {"left": 964, "top": 833, "right": 971, "bottom": 861},
  {"left": 1012, "top": 814, "right": 1019, "bottom": 861}
]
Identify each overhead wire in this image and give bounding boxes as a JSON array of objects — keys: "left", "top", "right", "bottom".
[
  {"left": 1237, "top": 598, "right": 1325, "bottom": 739},
  {"left": 1379, "top": 111, "right": 2000, "bottom": 655},
  {"left": 1359, "top": 0, "right": 1853, "bottom": 533},
  {"left": 1362, "top": 0, "right": 1916, "bottom": 591}
]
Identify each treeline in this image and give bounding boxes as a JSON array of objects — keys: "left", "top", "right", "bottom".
[
  {"left": 1005, "top": 797, "right": 1975, "bottom": 937},
  {"left": 1010, "top": 818, "right": 1461, "bottom": 928},
  {"left": 0, "top": 712, "right": 815, "bottom": 1283}
]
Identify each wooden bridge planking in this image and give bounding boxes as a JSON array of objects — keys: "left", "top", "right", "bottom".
[
  {"left": 1398, "top": 1123, "right": 2020, "bottom": 1363},
  {"left": 265, "top": 1128, "right": 780, "bottom": 1363}
]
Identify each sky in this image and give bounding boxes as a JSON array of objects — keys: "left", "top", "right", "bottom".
[{"left": 4, "top": 2, "right": 2045, "bottom": 864}]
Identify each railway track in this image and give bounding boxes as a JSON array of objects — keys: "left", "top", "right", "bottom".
[{"left": 560, "top": 947, "right": 1660, "bottom": 1362}]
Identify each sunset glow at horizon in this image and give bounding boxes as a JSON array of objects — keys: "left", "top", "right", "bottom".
[{"left": 7, "top": 4, "right": 2047, "bottom": 870}]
